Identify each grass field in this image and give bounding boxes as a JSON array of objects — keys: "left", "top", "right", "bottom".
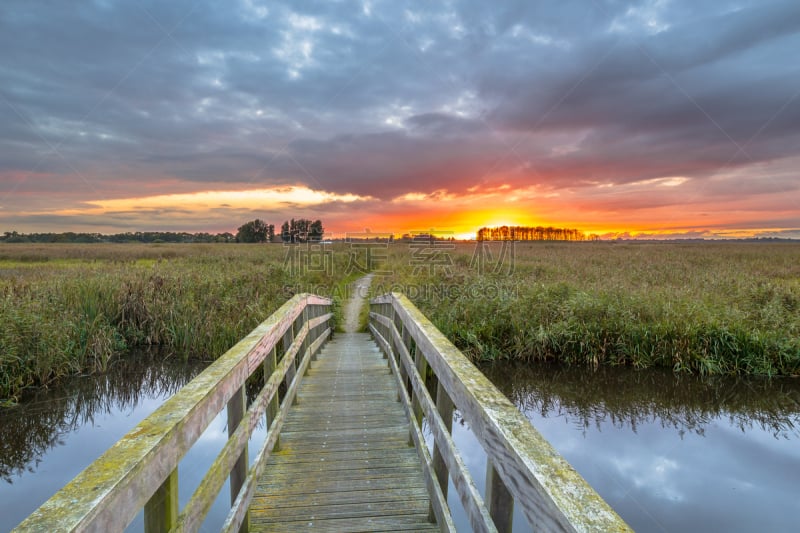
[
  {"left": 0, "top": 243, "right": 357, "bottom": 401},
  {"left": 2, "top": 241, "right": 799, "bottom": 401},
  {"left": 373, "top": 241, "right": 800, "bottom": 377}
]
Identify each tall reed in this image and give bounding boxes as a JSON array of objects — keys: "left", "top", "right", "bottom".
[
  {"left": 0, "top": 244, "right": 352, "bottom": 401},
  {"left": 374, "top": 242, "right": 800, "bottom": 377}
]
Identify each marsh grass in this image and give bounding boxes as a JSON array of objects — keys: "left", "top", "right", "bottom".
[
  {"left": 374, "top": 242, "right": 800, "bottom": 377},
  {"left": 0, "top": 244, "right": 352, "bottom": 401},
  {"left": 3, "top": 241, "right": 799, "bottom": 400}
]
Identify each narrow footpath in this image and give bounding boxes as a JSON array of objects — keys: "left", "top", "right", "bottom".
[{"left": 342, "top": 273, "right": 375, "bottom": 333}]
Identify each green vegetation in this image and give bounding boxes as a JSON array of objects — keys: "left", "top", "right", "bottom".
[
  {"left": 373, "top": 242, "right": 800, "bottom": 377},
  {"left": 0, "top": 243, "right": 349, "bottom": 401},
  {"left": 235, "top": 219, "right": 275, "bottom": 243},
  {"left": 2, "top": 241, "right": 799, "bottom": 401}
]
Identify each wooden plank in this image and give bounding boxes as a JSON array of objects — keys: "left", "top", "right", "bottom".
[
  {"left": 262, "top": 465, "right": 425, "bottom": 483},
  {"left": 250, "top": 515, "right": 440, "bottom": 532},
  {"left": 279, "top": 425, "right": 411, "bottom": 438},
  {"left": 276, "top": 432, "right": 414, "bottom": 450},
  {"left": 248, "top": 332, "right": 440, "bottom": 533},
  {"left": 256, "top": 477, "right": 429, "bottom": 497},
  {"left": 252, "top": 490, "right": 433, "bottom": 515},
  {"left": 265, "top": 448, "right": 425, "bottom": 464},
  {"left": 262, "top": 455, "right": 425, "bottom": 473},
  {"left": 248, "top": 498, "right": 430, "bottom": 521},
  {"left": 283, "top": 412, "right": 407, "bottom": 424}
]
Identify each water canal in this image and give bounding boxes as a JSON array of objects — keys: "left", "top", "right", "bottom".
[
  {"left": 481, "top": 363, "right": 800, "bottom": 532},
  {"left": 2, "top": 356, "right": 798, "bottom": 531}
]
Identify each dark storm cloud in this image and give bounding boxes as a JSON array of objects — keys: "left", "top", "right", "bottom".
[
  {"left": 285, "top": 124, "right": 508, "bottom": 198},
  {"left": 1, "top": 0, "right": 798, "bottom": 203},
  {"left": 486, "top": 1, "right": 800, "bottom": 182}
]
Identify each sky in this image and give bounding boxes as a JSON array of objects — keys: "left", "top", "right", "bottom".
[{"left": 1, "top": 0, "right": 799, "bottom": 239}]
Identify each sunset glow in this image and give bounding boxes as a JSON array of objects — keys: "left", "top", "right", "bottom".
[
  {"left": 52, "top": 187, "right": 368, "bottom": 216},
  {"left": 0, "top": 2, "right": 798, "bottom": 239}
]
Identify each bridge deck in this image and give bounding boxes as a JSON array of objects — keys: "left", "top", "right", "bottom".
[{"left": 249, "top": 332, "right": 438, "bottom": 532}]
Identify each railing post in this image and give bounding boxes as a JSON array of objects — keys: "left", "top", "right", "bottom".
[
  {"left": 399, "top": 323, "right": 411, "bottom": 402},
  {"left": 394, "top": 324, "right": 405, "bottom": 403},
  {"left": 383, "top": 302, "right": 393, "bottom": 359},
  {"left": 486, "top": 460, "right": 513, "bottom": 533},
  {"left": 383, "top": 302, "right": 390, "bottom": 339},
  {"left": 433, "top": 382, "right": 454, "bottom": 492},
  {"left": 301, "top": 303, "right": 310, "bottom": 375},
  {"left": 411, "top": 343, "right": 427, "bottom": 426},
  {"left": 265, "top": 345, "right": 281, "bottom": 451},
  {"left": 430, "top": 380, "right": 454, "bottom": 522},
  {"left": 227, "top": 385, "right": 249, "bottom": 533},
  {"left": 144, "top": 469, "right": 178, "bottom": 533},
  {"left": 311, "top": 304, "right": 321, "bottom": 362},
  {"left": 407, "top": 342, "right": 427, "bottom": 446},
  {"left": 389, "top": 302, "right": 397, "bottom": 355},
  {"left": 283, "top": 319, "right": 297, "bottom": 405}
]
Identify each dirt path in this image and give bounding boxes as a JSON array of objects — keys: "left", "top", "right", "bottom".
[{"left": 342, "top": 273, "right": 374, "bottom": 333}]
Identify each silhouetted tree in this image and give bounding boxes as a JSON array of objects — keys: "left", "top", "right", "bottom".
[
  {"left": 476, "top": 225, "right": 587, "bottom": 241},
  {"left": 309, "top": 220, "right": 324, "bottom": 241},
  {"left": 236, "top": 219, "right": 271, "bottom": 243},
  {"left": 281, "top": 218, "right": 322, "bottom": 243},
  {"left": 281, "top": 221, "right": 291, "bottom": 243}
]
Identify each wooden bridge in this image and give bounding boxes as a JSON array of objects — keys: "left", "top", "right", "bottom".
[{"left": 15, "top": 292, "right": 631, "bottom": 532}]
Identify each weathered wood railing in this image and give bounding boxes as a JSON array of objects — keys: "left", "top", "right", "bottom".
[
  {"left": 369, "top": 293, "right": 632, "bottom": 533},
  {"left": 15, "top": 293, "right": 333, "bottom": 533}
]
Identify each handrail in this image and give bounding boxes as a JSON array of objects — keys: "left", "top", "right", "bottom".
[
  {"left": 369, "top": 292, "right": 632, "bottom": 533},
  {"left": 15, "top": 293, "right": 333, "bottom": 533}
]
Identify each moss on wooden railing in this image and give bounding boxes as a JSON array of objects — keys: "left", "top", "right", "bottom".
[
  {"left": 370, "top": 292, "right": 631, "bottom": 533},
  {"left": 15, "top": 294, "right": 332, "bottom": 533}
]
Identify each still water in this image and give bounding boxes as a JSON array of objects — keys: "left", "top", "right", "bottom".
[
  {"left": 0, "top": 353, "right": 237, "bottom": 532},
  {"left": 1, "top": 357, "right": 799, "bottom": 532},
  {"left": 481, "top": 363, "right": 800, "bottom": 532}
]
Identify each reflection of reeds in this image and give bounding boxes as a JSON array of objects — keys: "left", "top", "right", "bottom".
[
  {"left": 0, "top": 350, "right": 202, "bottom": 483},
  {"left": 0, "top": 244, "right": 354, "bottom": 399},
  {"left": 483, "top": 362, "right": 800, "bottom": 439},
  {"left": 378, "top": 242, "right": 800, "bottom": 377}
]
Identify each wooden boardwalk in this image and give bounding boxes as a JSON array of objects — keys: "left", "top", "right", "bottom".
[
  {"left": 18, "top": 292, "right": 631, "bottom": 533},
  {"left": 249, "top": 332, "right": 438, "bottom": 532}
]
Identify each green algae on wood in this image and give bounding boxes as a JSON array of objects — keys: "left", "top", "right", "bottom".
[
  {"left": 370, "top": 292, "right": 632, "bottom": 533},
  {"left": 14, "top": 294, "right": 332, "bottom": 533}
]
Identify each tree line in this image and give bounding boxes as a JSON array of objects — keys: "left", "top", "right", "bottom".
[
  {"left": 476, "top": 225, "right": 597, "bottom": 241},
  {"left": 235, "top": 218, "right": 324, "bottom": 243},
  {"left": 1, "top": 217, "right": 325, "bottom": 244},
  {"left": 1, "top": 230, "right": 236, "bottom": 243}
]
